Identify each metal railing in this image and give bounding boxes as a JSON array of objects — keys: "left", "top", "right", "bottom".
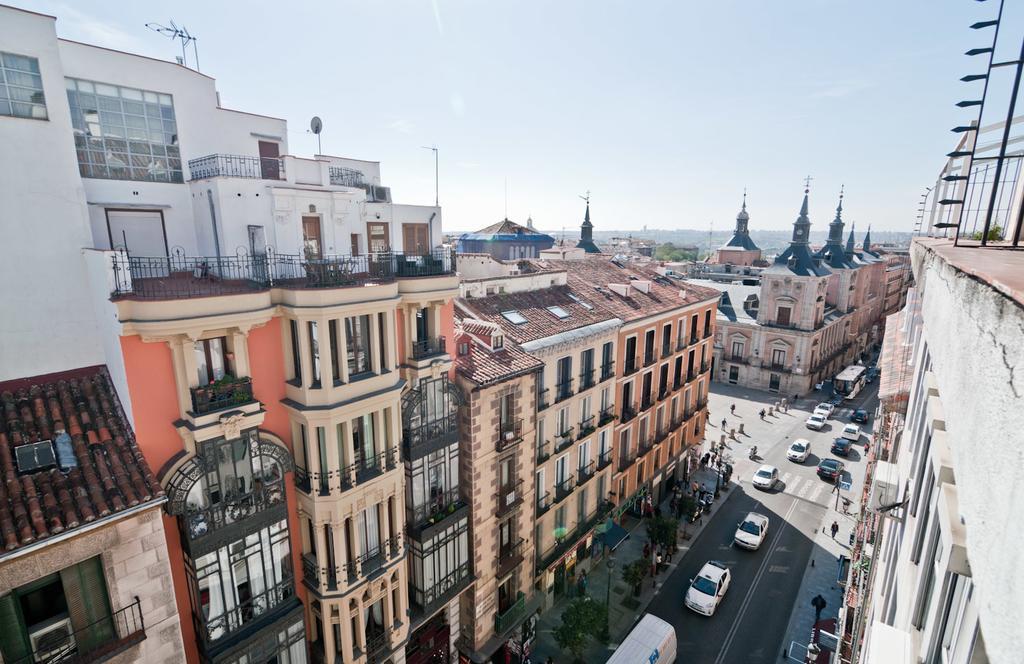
[
  {"left": 618, "top": 447, "right": 638, "bottom": 472},
  {"left": 640, "top": 393, "right": 653, "bottom": 411},
  {"left": 363, "top": 630, "right": 391, "bottom": 664},
  {"left": 294, "top": 467, "right": 311, "bottom": 493},
  {"left": 676, "top": 338, "right": 688, "bottom": 352},
  {"left": 343, "top": 536, "right": 400, "bottom": 582},
  {"left": 302, "top": 552, "right": 338, "bottom": 592},
  {"left": 662, "top": 342, "right": 673, "bottom": 357},
  {"left": 624, "top": 358, "right": 638, "bottom": 375},
  {"left": 111, "top": 249, "right": 455, "bottom": 300},
  {"left": 10, "top": 596, "right": 147, "bottom": 664},
  {"left": 403, "top": 412, "right": 458, "bottom": 458},
  {"left": 496, "top": 480, "right": 524, "bottom": 517},
  {"left": 654, "top": 426, "right": 669, "bottom": 443},
  {"left": 600, "top": 363, "right": 615, "bottom": 382},
  {"left": 496, "top": 539, "right": 525, "bottom": 578},
  {"left": 638, "top": 436, "right": 653, "bottom": 455},
  {"left": 408, "top": 487, "right": 467, "bottom": 533},
  {"left": 554, "top": 426, "right": 575, "bottom": 452},
  {"left": 597, "top": 450, "right": 613, "bottom": 470},
  {"left": 577, "top": 460, "right": 596, "bottom": 484},
  {"left": 554, "top": 475, "right": 576, "bottom": 503},
  {"left": 339, "top": 448, "right": 399, "bottom": 489},
  {"left": 328, "top": 165, "right": 366, "bottom": 187},
  {"left": 183, "top": 480, "right": 287, "bottom": 541},
  {"left": 411, "top": 336, "right": 446, "bottom": 360},
  {"left": 495, "top": 592, "right": 526, "bottom": 635},
  {"left": 203, "top": 581, "right": 294, "bottom": 644},
  {"left": 189, "top": 376, "right": 256, "bottom": 415},
  {"left": 496, "top": 419, "right": 524, "bottom": 453},
  {"left": 555, "top": 379, "right": 574, "bottom": 403},
  {"left": 643, "top": 351, "right": 656, "bottom": 367},
  {"left": 188, "top": 153, "right": 284, "bottom": 181},
  {"left": 537, "top": 387, "right": 550, "bottom": 411},
  {"left": 687, "top": 367, "right": 698, "bottom": 382},
  {"left": 578, "top": 370, "right": 596, "bottom": 391},
  {"left": 598, "top": 406, "right": 616, "bottom": 426},
  {"left": 537, "top": 491, "right": 552, "bottom": 515},
  {"left": 536, "top": 440, "right": 551, "bottom": 463},
  {"left": 577, "top": 415, "right": 595, "bottom": 439},
  {"left": 620, "top": 402, "right": 638, "bottom": 423}
]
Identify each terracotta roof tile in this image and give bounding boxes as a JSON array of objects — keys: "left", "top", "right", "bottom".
[
  {"left": 453, "top": 326, "right": 542, "bottom": 387},
  {"left": 0, "top": 366, "right": 164, "bottom": 553},
  {"left": 458, "top": 285, "right": 618, "bottom": 344}
]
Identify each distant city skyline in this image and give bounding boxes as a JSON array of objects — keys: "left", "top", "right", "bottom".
[{"left": 16, "top": 1, "right": 999, "bottom": 232}]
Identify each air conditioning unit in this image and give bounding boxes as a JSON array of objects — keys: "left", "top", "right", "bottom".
[
  {"left": 871, "top": 460, "right": 901, "bottom": 511},
  {"left": 30, "top": 617, "right": 75, "bottom": 661},
  {"left": 371, "top": 185, "right": 392, "bottom": 203}
]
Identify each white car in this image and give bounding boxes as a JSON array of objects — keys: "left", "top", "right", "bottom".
[
  {"left": 805, "top": 414, "right": 827, "bottom": 430},
  {"left": 685, "top": 560, "right": 732, "bottom": 616},
  {"left": 734, "top": 512, "right": 770, "bottom": 550},
  {"left": 787, "top": 438, "right": 811, "bottom": 463},
  {"left": 814, "top": 403, "right": 834, "bottom": 419},
  {"left": 751, "top": 464, "right": 779, "bottom": 490},
  {"left": 841, "top": 423, "right": 861, "bottom": 441}
]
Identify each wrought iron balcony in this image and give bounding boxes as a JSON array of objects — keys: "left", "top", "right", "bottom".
[
  {"left": 8, "top": 595, "right": 147, "bottom": 664},
  {"left": 624, "top": 358, "right": 638, "bottom": 375},
  {"left": 672, "top": 377, "right": 684, "bottom": 391},
  {"left": 339, "top": 448, "right": 399, "bottom": 489},
  {"left": 188, "top": 153, "right": 284, "bottom": 181},
  {"left": 657, "top": 384, "right": 669, "bottom": 400},
  {"left": 495, "top": 592, "right": 526, "bottom": 636},
  {"left": 190, "top": 376, "right": 256, "bottom": 415},
  {"left": 407, "top": 487, "right": 468, "bottom": 537},
  {"left": 411, "top": 336, "right": 447, "bottom": 360},
  {"left": 577, "top": 415, "right": 595, "bottom": 439},
  {"left": 676, "top": 338, "right": 688, "bottom": 352},
  {"left": 640, "top": 394, "right": 653, "bottom": 411},
  {"left": 536, "top": 440, "right": 551, "bottom": 463},
  {"left": 769, "top": 362, "right": 791, "bottom": 373},
  {"left": 496, "top": 479, "right": 524, "bottom": 517},
  {"left": 537, "top": 387, "right": 550, "bottom": 411},
  {"left": 577, "top": 460, "right": 596, "bottom": 485},
  {"left": 363, "top": 630, "right": 392, "bottom": 664},
  {"left": 343, "top": 536, "right": 401, "bottom": 583},
  {"left": 496, "top": 419, "right": 524, "bottom": 453},
  {"left": 618, "top": 447, "right": 638, "bottom": 472},
  {"left": 537, "top": 491, "right": 552, "bottom": 516},
  {"left": 201, "top": 580, "right": 294, "bottom": 646},
  {"left": 555, "top": 379, "right": 574, "bottom": 403},
  {"left": 410, "top": 561, "right": 473, "bottom": 625},
  {"left": 687, "top": 368, "right": 698, "bottom": 382},
  {"left": 697, "top": 397, "right": 708, "bottom": 410},
  {"left": 598, "top": 406, "right": 616, "bottom": 426},
  {"left": 554, "top": 427, "right": 575, "bottom": 453},
  {"left": 496, "top": 539, "right": 525, "bottom": 579},
  {"left": 578, "top": 370, "right": 596, "bottom": 391},
  {"left": 597, "top": 450, "right": 613, "bottom": 470},
  {"left": 600, "top": 363, "right": 615, "bottom": 382},
  {"left": 701, "top": 361, "right": 710, "bottom": 373},
  {"left": 554, "top": 475, "right": 577, "bottom": 503},
  {"left": 654, "top": 426, "right": 669, "bottom": 444},
  {"left": 691, "top": 333, "right": 700, "bottom": 345},
  {"left": 328, "top": 165, "right": 366, "bottom": 187},
  {"left": 302, "top": 552, "right": 338, "bottom": 593},
  {"left": 643, "top": 351, "right": 656, "bottom": 367},
  {"left": 638, "top": 435, "right": 653, "bottom": 455},
  {"left": 730, "top": 353, "right": 747, "bottom": 363},
  {"left": 703, "top": 328, "right": 714, "bottom": 340},
  {"left": 620, "top": 402, "right": 638, "bottom": 423},
  {"left": 403, "top": 412, "right": 458, "bottom": 459},
  {"left": 662, "top": 342, "right": 673, "bottom": 358}
]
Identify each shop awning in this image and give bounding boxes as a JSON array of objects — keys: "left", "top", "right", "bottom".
[{"left": 601, "top": 521, "right": 630, "bottom": 551}]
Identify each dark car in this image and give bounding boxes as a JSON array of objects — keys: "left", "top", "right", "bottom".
[
  {"left": 817, "top": 458, "right": 845, "bottom": 481},
  {"left": 851, "top": 409, "right": 869, "bottom": 424},
  {"left": 831, "top": 438, "right": 853, "bottom": 457}
]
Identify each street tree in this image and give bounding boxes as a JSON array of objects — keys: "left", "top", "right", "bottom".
[
  {"left": 646, "top": 515, "right": 680, "bottom": 551},
  {"left": 553, "top": 597, "right": 608, "bottom": 663},
  {"left": 622, "top": 558, "right": 647, "bottom": 596}
]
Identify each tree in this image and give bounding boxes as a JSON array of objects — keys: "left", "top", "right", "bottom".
[
  {"left": 646, "top": 515, "right": 679, "bottom": 551},
  {"left": 654, "top": 242, "right": 698, "bottom": 263},
  {"left": 553, "top": 597, "right": 608, "bottom": 663},
  {"left": 622, "top": 558, "right": 648, "bottom": 596}
]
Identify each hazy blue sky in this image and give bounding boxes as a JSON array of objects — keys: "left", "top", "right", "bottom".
[{"left": 17, "top": 1, "right": 1004, "bottom": 232}]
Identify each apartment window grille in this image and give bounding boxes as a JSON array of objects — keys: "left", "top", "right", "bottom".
[
  {"left": 66, "top": 78, "right": 182, "bottom": 181},
  {"left": 0, "top": 52, "right": 46, "bottom": 119}
]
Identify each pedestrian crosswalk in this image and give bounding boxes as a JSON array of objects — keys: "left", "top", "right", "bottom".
[{"left": 775, "top": 470, "right": 828, "bottom": 504}]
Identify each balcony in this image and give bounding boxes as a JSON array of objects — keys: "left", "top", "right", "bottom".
[
  {"left": 404, "top": 411, "right": 458, "bottom": 459},
  {"left": 188, "top": 153, "right": 284, "bottom": 181},
  {"left": 537, "top": 387, "right": 550, "bottom": 411},
  {"left": 495, "top": 592, "right": 526, "bottom": 636},
  {"left": 638, "top": 436, "right": 653, "bottom": 455},
  {"left": 302, "top": 552, "right": 338, "bottom": 593},
  {"left": 337, "top": 448, "right": 399, "bottom": 491},
  {"left": 597, "top": 450, "right": 613, "bottom": 470},
  {"left": 672, "top": 377, "right": 683, "bottom": 391},
  {"left": 624, "top": 358, "right": 638, "bottom": 376},
  {"left": 703, "top": 328, "right": 714, "bottom": 340},
  {"left": 730, "top": 354, "right": 747, "bottom": 364},
  {"left": 600, "top": 363, "right": 615, "bottom": 382},
  {"left": 654, "top": 426, "right": 669, "bottom": 444},
  {"left": 640, "top": 394, "right": 653, "bottom": 411},
  {"left": 110, "top": 250, "right": 455, "bottom": 300},
  {"left": 554, "top": 427, "right": 575, "bottom": 453},
  {"left": 10, "top": 596, "right": 147, "bottom": 664},
  {"left": 408, "top": 487, "right": 469, "bottom": 539},
  {"left": 697, "top": 397, "right": 708, "bottom": 410},
  {"left": 363, "top": 630, "right": 392, "bottom": 664},
  {"left": 201, "top": 579, "right": 295, "bottom": 646},
  {"left": 662, "top": 342, "right": 673, "bottom": 358},
  {"left": 578, "top": 370, "right": 596, "bottom": 392},
  {"left": 411, "top": 336, "right": 447, "bottom": 361},
  {"left": 598, "top": 406, "right": 616, "bottom": 426},
  {"left": 328, "top": 165, "right": 366, "bottom": 187},
  {"left": 343, "top": 536, "right": 401, "bottom": 583},
  {"left": 643, "top": 351, "right": 656, "bottom": 367},
  {"left": 189, "top": 376, "right": 256, "bottom": 415},
  {"left": 769, "top": 362, "right": 791, "bottom": 373},
  {"left": 554, "top": 475, "right": 577, "bottom": 503},
  {"left": 690, "top": 334, "right": 699, "bottom": 345},
  {"left": 657, "top": 385, "right": 669, "bottom": 400},
  {"left": 410, "top": 561, "right": 474, "bottom": 626},
  {"left": 577, "top": 415, "right": 596, "bottom": 440},
  {"left": 618, "top": 448, "right": 638, "bottom": 472},
  {"left": 294, "top": 467, "right": 312, "bottom": 494},
  {"left": 687, "top": 368, "right": 698, "bottom": 382},
  {"left": 496, "top": 539, "right": 525, "bottom": 579},
  {"left": 496, "top": 480, "right": 524, "bottom": 517},
  {"left": 537, "top": 491, "right": 552, "bottom": 516},
  {"left": 676, "top": 338, "right": 688, "bottom": 352},
  {"left": 701, "top": 361, "right": 710, "bottom": 373},
  {"left": 554, "top": 379, "right": 574, "bottom": 403},
  {"left": 536, "top": 440, "right": 551, "bottom": 463},
  {"left": 577, "top": 460, "right": 596, "bottom": 485},
  {"left": 620, "top": 402, "right": 638, "bottom": 423},
  {"left": 496, "top": 419, "right": 524, "bottom": 454}
]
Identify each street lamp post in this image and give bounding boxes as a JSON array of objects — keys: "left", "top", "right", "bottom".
[{"left": 604, "top": 555, "right": 616, "bottom": 640}]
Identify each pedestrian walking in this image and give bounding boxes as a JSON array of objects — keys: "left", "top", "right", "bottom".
[
  {"left": 811, "top": 594, "right": 827, "bottom": 622},
  {"left": 643, "top": 542, "right": 651, "bottom": 560},
  {"left": 864, "top": 441, "right": 871, "bottom": 456},
  {"left": 721, "top": 418, "right": 727, "bottom": 429},
  {"left": 730, "top": 403, "right": 736, "bottom": 415},
  {"left": 578, "top": 570, "right": 588, "bottom": 596},
  {"left": 830, "top": 521, "right": 839, "bottom": 539}
]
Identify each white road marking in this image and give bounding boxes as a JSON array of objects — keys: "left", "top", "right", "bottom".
[
  {"left": 714, "top": 497, "right": 800, "bottom": 664},
  {"left": 809, "top": 483, "right": 824, "bottom": 503}
]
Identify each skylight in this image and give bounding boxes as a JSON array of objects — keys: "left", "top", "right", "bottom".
[
  {"left": 567, "top": 293, "right": 593, "bottom": 310},
  {"left": 547, "top": 306, "right": 570, "bottom": 319},
  {"left": 501, "top": 310, "right": 528, "bottom": 325}
]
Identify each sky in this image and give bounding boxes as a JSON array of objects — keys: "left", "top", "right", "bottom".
[{"left": 15, "top": 1, "right": 1007, "bottom": 232}]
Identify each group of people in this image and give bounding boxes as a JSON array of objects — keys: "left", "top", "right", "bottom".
[{"left": 643, "top": 540, "right": 674, "bottom": 578}]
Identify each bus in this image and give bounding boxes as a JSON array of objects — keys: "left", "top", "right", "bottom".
[{"left": 834, "top": 365, "right": 867, "bottom": 400}]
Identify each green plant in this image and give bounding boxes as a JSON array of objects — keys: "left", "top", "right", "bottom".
[
  {"left": 622, "top": 559, "right": 647, "bottom": 596},
  {"left": 646, "top": 515, "right": 679, "bottom": 550},
  {"left": 553, "top": 597, "right": 608, "bottom": 662},
  {"left": 971, "top": 224, "right": 1003, "bottom": 242}
]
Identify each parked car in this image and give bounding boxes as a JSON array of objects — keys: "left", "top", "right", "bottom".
[
  {"left": 814, "top": 402, "right": 835, "bottom": 418},
  {"left": 831, "top": 437, "right": 853, "bottom": 457},
  {"left": 751, "top": 465, "right": 779, "bottom": 490},
  {"left": 734, "top": 512, "right": 770, "bottom": 550},
  {"left": 851, "top": 409, "right": 869, "bottom": 424},
  {"left": 685, "top": 561, "right": 731, "bottom": 616},
  {"left": 805, "top": 413, "right": 827, "bottom": 430},
  {"left": 817, "top": 458, "right": 845, "bottom": 481},
  {"left": 841, "top": 423, "right": 861, "bottom": 441},
  {"left": 787, "top": 439, "right": 811, "bottom": 463}
]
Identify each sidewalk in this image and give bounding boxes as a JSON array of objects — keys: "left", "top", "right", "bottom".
[{"left": 529, "top": 468, "right": 739, "bottom": 662}]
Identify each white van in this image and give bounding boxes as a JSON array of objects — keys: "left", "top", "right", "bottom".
[{"left": 606, "top": 613, "right": 677, "bottom": 664}]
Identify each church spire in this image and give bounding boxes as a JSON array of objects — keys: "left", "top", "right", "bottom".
[
  {"left": 862, "top": 225, "right": 872, "bottom": 252},
  {"left": 846, "top": 221, "right": 857, "bottom": 254},
  {"left": 576, "top": 193, "right": 601, "bottom": 253},
  {"left": 826, "top": 186, "right": 845, "bottom": 245},
  {"left": 790, "top": 185, "right": 811, "bottom": 246}
]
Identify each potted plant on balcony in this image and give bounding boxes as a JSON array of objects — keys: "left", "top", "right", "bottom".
[{"left": 192, "top": 375, "right": 253, "bottom": 413}]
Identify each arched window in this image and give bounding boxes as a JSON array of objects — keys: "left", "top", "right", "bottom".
[{"left": 401, "top": 376, "right": 464, "bottom": 457}]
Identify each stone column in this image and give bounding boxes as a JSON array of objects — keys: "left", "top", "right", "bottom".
[
  {"left": 369, "top": 311, "right": 383, "bottom": 375},
  {"left": 385, "top": 308, "right": 399, "bottom": 371},
  {"left": 338, "top": 316, "right": 351, "bottom": 383}
]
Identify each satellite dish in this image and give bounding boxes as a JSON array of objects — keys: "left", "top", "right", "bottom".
[{"left": 310, "top": 116, "right": 323, "bottom": 134}]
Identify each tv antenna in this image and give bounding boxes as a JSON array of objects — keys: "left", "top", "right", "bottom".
[
  {"left": 421, "top": 145, "right": 439, "bottom": 206},
  {"left": 309, "top": 116, "right": 323, "bottom": 155},
  {"left": 146, "top": 20, "right": 199, "bottom": 71}
]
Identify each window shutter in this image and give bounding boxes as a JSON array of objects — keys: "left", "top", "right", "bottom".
[
  {"left": 60, "top": 556, "right": 114, "bottom": 654},
  {"left": 0, "top": 592, "right": 31, "bottom": 662}
]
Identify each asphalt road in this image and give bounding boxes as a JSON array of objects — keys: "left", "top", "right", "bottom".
[{"left": 644, "top": 381, "right": 879, "bottom": 664}]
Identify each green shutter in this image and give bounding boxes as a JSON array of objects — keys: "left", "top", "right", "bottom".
[
  {"left": 60, "top": 556, "right": 114, "bottom": 654},
  {"left": 0, "top": 592, "right": 31, "bottom": 662}
]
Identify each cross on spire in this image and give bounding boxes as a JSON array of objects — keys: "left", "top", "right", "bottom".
[
  {"left": 579, "top": 190, "right": 591, "bottom": 205},
  {"left": 803, "top": 175, "right": 813, "bottom": 192}
]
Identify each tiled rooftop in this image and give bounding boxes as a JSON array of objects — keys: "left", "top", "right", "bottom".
[
  {"left": 0, "top": 366, "right": 164, "bottom": 553},
  {"left": 527, "top": 256, "right": 720, "bottom": 322},
  {"left": 453, "top": 324, "right": 543, "bottom": 387},
  {"left": 457, "top": 285, "right": 618, "bottom": 344}
]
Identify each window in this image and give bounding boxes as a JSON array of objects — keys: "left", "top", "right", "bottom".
[
  {"left": 601, "top": 342, "right": 614, "bottom": 375},
  {"left": 0, "top": 52, "right": 46, "bottom": 119},
  {"left": 547, "top": 306, "right": 570, "bottom": 319},
  {"left": 499, "top": 393, "right": 516, "bottom": 429},
  {"left": 308, "top": 321, "right": 321, "bottom": 387},
  {"left": 771, "top": 348, "right": 786, "bottom": 368},
  {"left": 501, "top": 310, "right": 527, "bottom": 325},
  {"left": 66, "top": 78, "right": 182, "bottom": 182},
  {"left": 776, "top": 306, "right": 792, "bottom": 327},
  {"left": 195, "top": 337, "right": 228, "bottom": 385},
  {"left": 731, "top": 341, "right": 744, "bottom": 359},
  {"left": 568, "top": 293, "right": 593, "bottom": 310},
  {"left": 580, "top": 349, "right": 595, "bottom": 385},
  {"left": 352, "top": 414, "right": 378, "bottom": 467},
  {"left": 345, "top": 315, "right": 373, "bottom": 376},
  {"left": 289, "top": 320, "right": 302, "bottom": 384},
  {"left": 329, "top": 320, "right": 340, "bottom": 383},
  {"left": 644, "top": 330, "right": 655, "bottom": 359}
]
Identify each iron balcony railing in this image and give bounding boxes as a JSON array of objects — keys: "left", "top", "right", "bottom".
[
  {"left": 638, "top": 436, "right": 654, "bottom": 455},
  {"left": 577, "top": 460, "right": 596, "bottom": 485},
  {"left": 188, "top": 153, "right": 285, "bottom": 181},
  {"left": 701, "top": 361, "right": 710, "bottom": 373},
  {"left": 703, "top": 328, "right": 714, "bottom": 340},
  {"left": 496, "top": 538, "right": 525, "bottom": 578},
  {"left": 183, "top": 479, "right": 287, "bottom": 542},
  {"left": 363, "top": 631, "right": 391, "bottom": 664},
  {"left": 411, "top": 336, "right": 446, "bottom": 360},
  {"left": 408, "top": 487, "right": 467, "bottom": 533},
  {"left": 579, "top": 370, "right": 596, "bottom": 391},
  {"left": 537, "top": 491, "right": 552, "bottom": 515},
  {"left": 336, "top": 448, "right": 399, "bottom": 491},
  {"left": 202, "top": 580, "right": 294, "bottom": 645},
  {"left": 496, "top": 419, "right": 524, "bottom": 453},
  {"left": 618, "top": 447, "right": 638, "bottom": 472},
  {"left": 110, "top": 249, "right": 456, "bottom": 300},
  {"left": 600, "top": 362, "right": 615, "bottom": 382},
  {"left": 536, "top": 440, "right": 551, "bottom": 463},
  {"left": 643, "top": 351, "right": 656, "bottom": 367},
  {"left": 654, "top": 426, "right": 669, "bottom": 444},
  {"left": 328, "top": 165, "right": 366, "bottom": 187},
  {"left": 769, "top": 362, "right": 790, "bottom": 373},
  {"left": 676, "top": 338, "right": 688, "bottom": 352},
  {"left": 554, "top": 475, "right": 576, "bottom": 503},
  {"left": 302, "top": 552, "right": 338, "bottom": 593},
  {"left": 624, "top": 357, "right": 638, "bottom": 375},
  {"left": 403, "top": 412, "right": 458, "bottom": 458},
  {"left": 190, "top": 375, "right": 256, "bottom": 415},
  {"left": 9, "top": 596, "right": 147, "bottom": 664},
  {"left": 620, "top": 402, "right": 638, "bottom": 423},
  {"left": 673, "top": 376, "right": 684, "bottom": 391},
  {"left": 597, "top": 449, "right": 613, "bottom": 470},
  {"left": 343, "top": 536, "right": 400, "bottom": 582},
  {"left": 577, "top": 415, "right": 595, "bottom": 439},
  {"left": 598, "top": 406, "right": 616, "bottom": 426},
  {"left": 537, "top": 387, "right": 550, "bottom": 411},
  {"left": 690, "top": 333, "right": 700, "bottom": 344},
  {"left": 496, "top": 480, "right": 524, "bottom": 517},
  {"left": 640, "top": 393, "right": 653, "bottom": 411},
  {"left": 696, "top": 397, "right": 708, "bottom": 410},
  {"left": 657, "top": 384, "right": 669, "bottom": 400},
  {"left": 294, "top": 466, "right": 311, "bottom": 493},
  {"left": 554, "top": 426, "right": 575, "bottom": 452},
  {"left": 662, "top": 342, "right": 673, "bottom": 357},
  {"left": 555, "top": 378, "right": 574, "bottom": 403},
  {"left": 495, "top": 592, "right": 526, "bottom": 636},
  {"left": 687, "top": 367, "right": 698, "bottom": 382}
]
